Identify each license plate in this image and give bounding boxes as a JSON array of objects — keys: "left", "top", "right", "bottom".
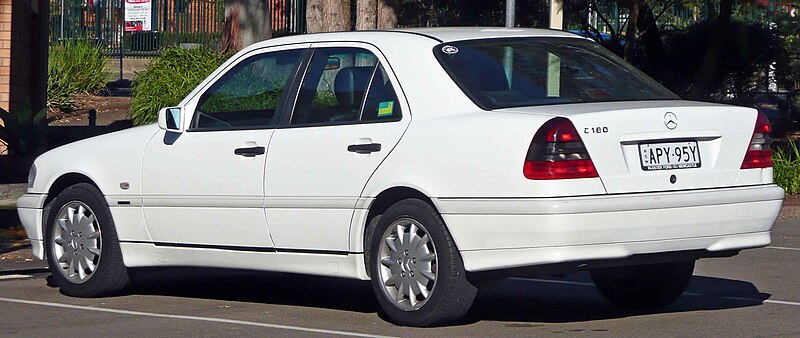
[{"left": 639, "top": 141, "right": 701, "bottom": 171}]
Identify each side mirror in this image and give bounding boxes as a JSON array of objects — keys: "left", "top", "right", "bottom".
[{"left": 157, "top": 107, "right": 184, "bottom": 133}]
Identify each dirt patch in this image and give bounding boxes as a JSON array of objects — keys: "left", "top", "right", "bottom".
[
  {"left": 0, "top": 225, "right": 28, "bottom": 254},
  {"left": 0, "top": 183, "right": 25, "bottom": 209},
  {"left": 779, "top": 205, "right": 800, "bottom": 220},
  {"left": 49, "top": 93, "right": 131, "bottom": 126}
]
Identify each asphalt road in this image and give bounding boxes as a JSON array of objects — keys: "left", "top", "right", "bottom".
[{"left": 0, "top": 217, "right": 798, "bottom": 337}]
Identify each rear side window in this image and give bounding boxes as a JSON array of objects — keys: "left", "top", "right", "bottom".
[
  {"left": 434, "top": 38, "right": 678, "bottom": 110},
  {"left": 193, "top": 49, "right": 303, "bottom": 130},
  {"left": 291, "top": 47, "right": 402, "bottom": 126},
  {"left": 361, "top": 65, "right": 401, "bottom": 122}
]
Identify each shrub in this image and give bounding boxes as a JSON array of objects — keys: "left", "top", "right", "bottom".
[
  {"left": 48, "top": 40, "right": 109, "bottom": 110},
  {"left": 0, "top": 102, "right": 47, "bottom": 156},
  {"left": 773, "top": 142, "right": 800, "bottom": 195},
  {"left": 130, "top": 47, "right": 229, "bottom": 125}
]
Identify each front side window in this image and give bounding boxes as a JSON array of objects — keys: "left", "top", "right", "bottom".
[
  {"left": 193, "top": 49, "right": 303, "bottom": 130},
  {"left": 434, "top": 38, "right": 679, "bottom": 110}
]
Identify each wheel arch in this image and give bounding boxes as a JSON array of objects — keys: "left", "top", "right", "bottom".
[
  {"left": 41, "top": 173, "right": 104, "bottom": 240},
  {"left": 43, "top": 172, "right": 102, "bottom": 209},
  {"left": 358, "top": 186, "right": 450, "bottom": 276}
]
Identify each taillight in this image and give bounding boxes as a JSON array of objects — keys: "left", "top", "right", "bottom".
[
  {"left": 524, "top": 117, "right": 598, "bottom": 180},
  {"left": 740, "top": 111, "right": 772, "bottom": 169}
]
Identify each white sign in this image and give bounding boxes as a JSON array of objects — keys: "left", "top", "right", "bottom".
[{"left": 124, "top": 0, "right": 152, "bottom": 32}]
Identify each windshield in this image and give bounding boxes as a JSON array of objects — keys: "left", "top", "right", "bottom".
[{"left": 434, "top": 38, "right": 679, "bottom": 110}]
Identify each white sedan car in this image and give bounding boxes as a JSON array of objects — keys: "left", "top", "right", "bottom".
[{"left": 18, "top": 28, "right": 783, "bottom": 326}]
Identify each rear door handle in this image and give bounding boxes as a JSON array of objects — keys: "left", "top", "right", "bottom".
[
  {"left": 347, "top": 143, "right": 382, "bottom": 154},
  {"left": 234, "top": 146, "right": 266, "bottom": 157}
]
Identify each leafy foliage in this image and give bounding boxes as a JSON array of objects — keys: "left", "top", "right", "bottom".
[
  {"left": 658, "top": 20, "right": 783, "bottom": 96},
  {"left": 774, "top": 142, "right": 800, "bottom": 195},
  {"left": 0, "top": 102, "right": 47, "bottom": 156},
  {"left": 130, "top": 47, "right": 229, "bottom": 125},
  {"left": 47, "top": 40, "right": 109, "bottom": 110},
  {"left": 200, "top": 88, "right": 283, "bottom": 114}
]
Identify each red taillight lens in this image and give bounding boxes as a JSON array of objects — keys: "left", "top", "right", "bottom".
[
  {"left": 524, "top": 117, "right": 598, "bottom": 180},
  {"left": 741, "top": 111, "right": 772, "bottom": 169}
]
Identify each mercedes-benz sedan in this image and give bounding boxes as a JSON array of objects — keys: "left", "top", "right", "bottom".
[{"left": 18, "top": 28, "right": 783, "bottom": 326}]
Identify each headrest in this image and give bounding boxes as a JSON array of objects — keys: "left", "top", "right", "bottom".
[{"left": 334, "top": 66, "right": 375, "bottom": 108}]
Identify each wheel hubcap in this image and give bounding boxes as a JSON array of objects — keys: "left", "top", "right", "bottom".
[
  {"left": 377, "top": 218, "right": 437, "bottom": 311},
  {"left": 50, "top": 201, "right": 102, "bottom": 284}
]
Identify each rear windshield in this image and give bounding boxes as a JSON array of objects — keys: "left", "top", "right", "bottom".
[{"left": 434, "top": 38, "right": 679, "bottom": 110}]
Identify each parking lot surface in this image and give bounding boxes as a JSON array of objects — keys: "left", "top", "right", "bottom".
[{"left": 1, "top": 216, "right": 798, "bottom": 337}]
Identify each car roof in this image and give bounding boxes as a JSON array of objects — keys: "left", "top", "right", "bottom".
[
  {"left": 243, "top": 27, "right": 585, "bottom": 53},
  {"left": 395, "top": 27, "right": 584, "bottom": 42}
]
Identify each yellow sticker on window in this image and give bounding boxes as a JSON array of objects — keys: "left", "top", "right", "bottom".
[{"left": 378, "top": 101, "right": 394, "bottom": 117}]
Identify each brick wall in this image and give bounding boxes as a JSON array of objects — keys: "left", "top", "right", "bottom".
[
  {"left": 0, "top": 0, "right": 42, "bottom": 155},
  {"left": 0, "top": 0, "right": 12, "bottom": 114},
  {"left": 0, "top": 0, "right": 38, "bottom": 112}
]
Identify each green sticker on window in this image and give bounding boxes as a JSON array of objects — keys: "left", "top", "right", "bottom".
[{"left": 378, "top": 101, "right": 394, "bottom": 117}]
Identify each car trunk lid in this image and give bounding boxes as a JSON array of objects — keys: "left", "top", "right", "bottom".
[{"left": 499, "top": 100, "right": 760, "bottom": 194}]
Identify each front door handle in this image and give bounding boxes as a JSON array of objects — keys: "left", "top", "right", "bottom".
[
  {"left": 234, "top": 146, "right": 266, "bottom": 157},
  {"left": 347, "top": 143, "right": 382, "bottom": 154}
]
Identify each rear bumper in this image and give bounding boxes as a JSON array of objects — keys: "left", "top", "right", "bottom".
[{"left": 435, "top": 185, "right": 784, "bottom": 272}]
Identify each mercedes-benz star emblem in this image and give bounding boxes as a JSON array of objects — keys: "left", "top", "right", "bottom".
[{"left": 664, "top": 112, "right": 678, "bottom": 130}]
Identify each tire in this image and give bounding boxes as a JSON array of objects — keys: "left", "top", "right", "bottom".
[
  {"left": 590, "top": 260, "right": 695, "bottom": 308},
  {"left": 44, "top": 183, "right": 131, "bottom": 297},
  {"left": 366, "top": 198, "right": 477, "bottom": 327}
]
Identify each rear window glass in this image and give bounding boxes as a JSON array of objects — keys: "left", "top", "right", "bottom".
[{"left": 434, "top": 38, "right": 679, "bottom": 110}]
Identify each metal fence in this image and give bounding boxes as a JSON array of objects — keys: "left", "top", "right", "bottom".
[
  {"left": 50, "top": 0, "right": 306, "bottom": 57},
  {"left": 567, "top": 0, "right": 794, "bottom": 34}
]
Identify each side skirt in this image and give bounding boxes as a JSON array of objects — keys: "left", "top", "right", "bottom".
[{"left": 118, "top": 242, "right": 370, "bottom": 280}]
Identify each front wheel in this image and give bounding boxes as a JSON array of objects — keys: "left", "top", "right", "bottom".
[
  {"left": 367, "top": 198, "right": 477, "bottom": 327},
  {"left": 44, "top": 183, "right": 131, "bottom": 297},
  {"left": 590, "top": 260, "right": 695, "bottom": 308}
]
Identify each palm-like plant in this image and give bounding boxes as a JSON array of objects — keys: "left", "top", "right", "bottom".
[{"left": 0, "top": 102, "right": 47, "bottom": 156}]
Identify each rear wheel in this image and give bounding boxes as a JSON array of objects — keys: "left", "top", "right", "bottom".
[
  {"left": 590, "top": 260, "right": 695, "bottom": 308},
  {"left": 367, "top": 198, "right": 477, "bottom": 327},
  {"left": 45, "top": 183, "right": 131, "bottom": 297}
]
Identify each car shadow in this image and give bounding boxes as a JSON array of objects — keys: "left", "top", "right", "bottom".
[
  {"left": 109, "top": 268, "right": 769, "bottom": 324},
  {"left": 129, "top": 267, "right": 378, "bottom": 313},
  {"left": 465, "top": 272, "right": 769, "bottom": 324}
]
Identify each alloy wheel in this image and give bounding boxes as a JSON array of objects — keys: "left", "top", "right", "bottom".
[{"left": 376, "top": 218, "right": 438, "bottom": 311}]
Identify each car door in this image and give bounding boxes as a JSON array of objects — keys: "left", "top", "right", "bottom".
[
  {"left": 265, "top": 43, "right": 410, "bottom": 252},
  {"left": 141, "top": 44, "right": 309, "bottom": 248}
]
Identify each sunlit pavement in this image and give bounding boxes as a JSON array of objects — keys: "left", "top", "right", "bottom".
[{"left": 1, "top": 218, "right": 798, "bottom": 337}]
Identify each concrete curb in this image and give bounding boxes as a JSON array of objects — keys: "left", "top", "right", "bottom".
[{"left": 0, "top": 243, "right": 30, "bottom": 256}]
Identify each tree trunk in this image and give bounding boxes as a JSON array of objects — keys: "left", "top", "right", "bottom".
[
  {"left": 307, "top": 0, "right": 351, "bottom": 33},
  {"left": 355, "top": 0, "right": 397, "bottom": 29},
  {"left": 623, "top": 0, "right": 640, "bottom": 62},
  {"left": 221, "top": 0, "right": 272, "bottom": 53},
  {"left": 689, "top": 0, "right": 733, "bottom": 99},
  {"left": 356, "top": 0, "right": 376, "bottom": 30},
  {"left": 376, "top": 0, "right": 397, "bottom": 29}
]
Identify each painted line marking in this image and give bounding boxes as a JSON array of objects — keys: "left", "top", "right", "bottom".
[
  {"left": 767, "top": 246, "right": 800, "bottom": 251},
  {"left": 513, "top": 278, "right": 800, "bottom": 307},
  {"left": 0, "top": 274, "right": 33, "bottom": 280},
  {"left": 0, "top": 297, "right": 394, "bottom": 338}
]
